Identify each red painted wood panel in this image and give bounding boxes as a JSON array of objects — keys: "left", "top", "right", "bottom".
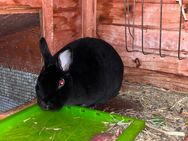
[
  {"left": 97, "top": 1, "right": 188, "bottom": 30},
  {"left": 97, "top": 0, "right": 188, "bottom": 79},
  {"left": 97, "top": 24, "right": 188, "bottom": 57},
  {"left": 97, "top": 24, "right": 188, "bottom": 76},
  {"left": 53, "top": 0, "right": 82, "bottom": 53}
]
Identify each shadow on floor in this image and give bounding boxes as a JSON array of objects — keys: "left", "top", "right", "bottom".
[{"left": 94, "top": 96, "right": 143, "bottom": 113}]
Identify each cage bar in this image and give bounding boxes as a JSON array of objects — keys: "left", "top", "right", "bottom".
[{"left": 123, "top": 0, "right": 187, "bottom": 60}]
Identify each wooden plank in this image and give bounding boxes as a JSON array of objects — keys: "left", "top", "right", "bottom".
[
  {"left": 53, "top": 30, "right": 80, "bottom": 53},
  {"left": 134, "top": 0, "right": 188, "bottom": 3},
  {"left": 97, "top": 1, "right": 188, "bottom": 30},
  {"left": 135, "top": 0, "right": 188, "bottom": 3},
  {"left": 41, "top": 0, "right": 54, "bottom": 54},
  {"left": 54, "top": 0, "right": 79, "bottom": 9},
  {"left": 125, "top": 67, "right": 188, "bottom": 93},
  {"left": 97, "top": 24, "right": 188, "bottom": 76},
  {"left": 82, "top": 0, "right": 97, "bottom": 37},
  {"left": 125, "top": 26, "right": 188, "bottom": 57},
  {"left": 97, "top": 24, "right": 188, "bottom": 56},
  {"left": 0, "top": 0, "right": 42, "bottom": 7},
  {"left": 53, "top": 0, "right": 82, "bottom": 53},
  {"left": 0, "top": 99, "right": 36, "bottom": 120},
  {"left": 0, "top": 8, "right": 40, "bottom": 14},
  {"left": 97, "top": 0, "right": 188, "bottom": 4}
]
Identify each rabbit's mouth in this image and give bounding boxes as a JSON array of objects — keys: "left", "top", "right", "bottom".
[
  {"left": 37, "top": 100, "right": 49, "bottom": 110},
  {"left": 37, "top": 99, "right": 61, "bottom": 111}
]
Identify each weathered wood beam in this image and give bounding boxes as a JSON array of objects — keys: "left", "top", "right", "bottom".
[
  {"left": 41, "top": 0, "right": 54, "bottom": 54},
  {"left": 0, "top": 8, "right": 39, "bottom": 14},
  {"left": 0, "top": 0, "right": 42, "bottom": 7},
  {"left": 82, "top": 0, "right": 97, "bottom": 37},
  {"left": 0, "top": 99, "right": 37, "bottom": 120},
  {"left": 125, "top": 67, "right": 188, "bottom": 93}
]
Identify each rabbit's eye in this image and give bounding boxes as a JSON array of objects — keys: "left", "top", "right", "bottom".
[{"left": 58, "top": 78, "right": 65, "bottom": 89}]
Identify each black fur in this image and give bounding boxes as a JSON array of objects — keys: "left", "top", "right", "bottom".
[
  {"left": 36, "top": 37, "right": 124, "bottom": 110},
  {"left": 39, "top": 37, "right": 53, "bottom": 67}
]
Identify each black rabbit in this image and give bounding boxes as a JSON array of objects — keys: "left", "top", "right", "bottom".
[{"left": 35, "top": 37, "right": 124, "bottom": 110}]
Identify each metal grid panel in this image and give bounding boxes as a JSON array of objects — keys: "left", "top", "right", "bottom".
[
  {"left": 0, "top": 66, "right": 38, "bottom": 112},
  {"left": 124, "top": 0, "right": 186, "bottom": 60}
]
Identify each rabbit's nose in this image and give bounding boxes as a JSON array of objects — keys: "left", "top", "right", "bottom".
[
  {"left": 46, "top": 101, "right": 53, "bottom": 108},
  {"left": 45, "top": 104, "right": 50, "bottom": 110}
]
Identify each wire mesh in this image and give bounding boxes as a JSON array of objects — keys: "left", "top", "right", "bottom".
[
  {"left": 124, "top": 0, "right": 186, "bottom": 59},
  {"left": 0, "top": 66, "right": 38, "bottom": 113}
]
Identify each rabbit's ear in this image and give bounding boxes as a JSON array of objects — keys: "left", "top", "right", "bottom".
[
  {"left": 39, "top": 37, "right": 53, "bottom": 67},
  {"left": 58, "top": 49, "right": 73, "bottom": 71}
]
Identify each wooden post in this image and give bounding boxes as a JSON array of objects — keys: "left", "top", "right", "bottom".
[
  {"left": 82, "top": 0, "right": 97, "bottom": 37},
  {"left": 41, "top": 0, "right": 54, "bottom": 54}
]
